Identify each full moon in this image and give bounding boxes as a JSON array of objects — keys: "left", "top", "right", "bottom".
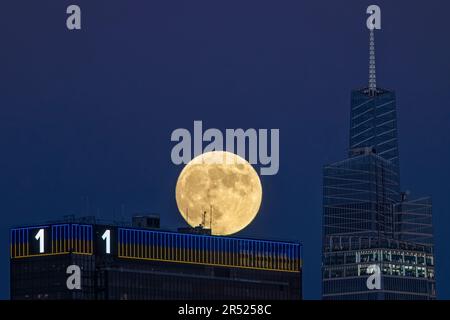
[{"left": 175, "top": 151, "right": 262, "bottom": 236}]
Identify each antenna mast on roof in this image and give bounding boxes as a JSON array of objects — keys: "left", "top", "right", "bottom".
[
  {"left": 366, "top": 4, "right": 381, "bottom": 96},
  {"left": 202, "top": 210, "right": 207, "bottom": 228},
  {"left": 368, "top": 28, "right": 377, "bottom": 95}
]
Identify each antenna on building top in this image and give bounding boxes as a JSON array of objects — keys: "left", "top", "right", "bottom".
[
  {"left": 202, "top": 210, "right": 207, "bottom": 227},
  {"left": 366, "top": 4, "right": 381, "bottom": 96},
  {"left": 210, "top": 205, "right": 213, "bottom": 230},
  {"left": 368, "top": 28, "right": 377, "bottom": 95}
]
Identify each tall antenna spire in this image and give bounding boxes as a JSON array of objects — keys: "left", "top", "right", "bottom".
[
  {"left": 202, "top": 210, "right": 207, "bottom": 227},
  {"left": 368, "top": 28, "right": 377, "bottom": 95},
  {"left": 366, "top": 4, "right": 381, "bottom": 96}
]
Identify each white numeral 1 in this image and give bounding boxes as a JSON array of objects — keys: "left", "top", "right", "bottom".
[
  {"left": 35, "top": 229, "right": 45, "bottom": 253},
  {"left": 102, "top": 230, "right": 111, "bottom": 254}
]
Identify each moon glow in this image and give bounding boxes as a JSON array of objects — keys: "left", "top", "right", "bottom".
[{"left": 175, "top": 151, "right": 262, "bottom": 236}]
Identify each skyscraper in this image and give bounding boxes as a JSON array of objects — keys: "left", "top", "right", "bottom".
[
  {"left": 349, "top": 88, "right": 400, "bottom": 183},
  {"left": 322, "top": 20, "right": 435, "bottom": 300},
  {"left": 10, "top": 216, "right": 302, "bottom": 300}
]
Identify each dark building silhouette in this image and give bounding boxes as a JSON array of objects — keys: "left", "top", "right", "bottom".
[
  {"left": 10, "top": 216, "right": 302, "bottom": 300},
  {"left": 322, "top": 28, "right": 435, "bottom": 299}
]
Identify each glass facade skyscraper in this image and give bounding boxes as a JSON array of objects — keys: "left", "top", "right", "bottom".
[
  {"left": 323, "top": 151, "right": 435, "bottom": 299},
  {"left": 349, "top": 88, "right": 400, "bottom": 183},
  {"left": 394, "top": 196, "right": 433, "bottom": 246},
  {"left": 322, "top": 30, "right": 435, "bottom": 300},
  {"left": 324, "top": 153, "right": 399, "bottom": 239}
]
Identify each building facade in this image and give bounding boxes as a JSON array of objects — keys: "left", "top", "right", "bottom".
[
  {"left": 10, "top": 219, "right": 302, "bottom": 300},
  {"left": 322, "top": 234, "right": 435, "bottom": 299}
]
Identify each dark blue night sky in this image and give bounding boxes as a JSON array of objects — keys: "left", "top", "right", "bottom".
[{"left": 1, "top": 0, "right": 449, "bottom": 299}]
